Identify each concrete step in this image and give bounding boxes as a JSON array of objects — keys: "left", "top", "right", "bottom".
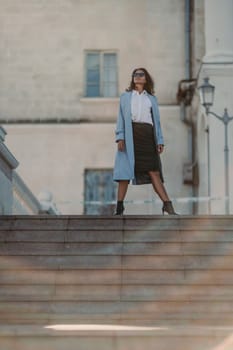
[
  {"left": 1, "top": 215, "right": 232, "bottom": 230},
  {"left": 0, "top": 215, "right": 233, "bottom": 349},
  {"left": 1, "top": 269, "right": 233, "bottom": 285},
  {"left": 1, "top": 241, "right": 233, "bottom": 255},
  {"left": 0, "top": 230, "right": 123, "bottom": 242},
  {"left": 1, "top": 229, "right": 233, "bottom": 242},
  {"left": 0, "top": 325, "right": 233, "bottom": 350},
  {"left": 1, "top": 284, "right": 233, "bottom": 301},
  {"left": 1, "top": 313, "right": 233, "bottom": 326},
  {"left": 0, "top": 324, "right": 233, "bottom": 350},
  {"left": 1, "top": 240, "right": 233, "bottom": 253},
  {"left": 0, "top": 300, "right": 233, "bottom": 318},
  {"left": 1, "top": 254, "right": 233, "bottom": 270}
]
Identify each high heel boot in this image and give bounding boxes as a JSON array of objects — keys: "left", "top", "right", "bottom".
[
  {"left": 162, "top": 201, "right": 178, "bottom": 215},
  {"left": 114, "top": 201, "right": 125, "bottom": 215}
]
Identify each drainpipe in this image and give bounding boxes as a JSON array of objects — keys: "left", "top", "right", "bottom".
[
  {"left": 180, "top": 0, "right": 197, "bottom": 214},
  {"left": 185, "top": 0, "right": 192, "bottom": 80}
]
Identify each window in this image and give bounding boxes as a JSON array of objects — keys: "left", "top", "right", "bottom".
[
  {"left": 85, "top": 51, "right": 118, "bottom": 97},
  {"left": 84, "top": 169, "right": 117, "bottom": 215}
]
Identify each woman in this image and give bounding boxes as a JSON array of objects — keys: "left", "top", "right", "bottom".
[{"left": 113, "top": 67, "right": 177, "bottom": 215}]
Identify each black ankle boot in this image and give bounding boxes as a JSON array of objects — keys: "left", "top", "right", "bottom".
[
  {"left": 162, "top": 201, "right": 178, "bottom": 215},
  {"left": 114, "top": 201, "right": 125, "bottom": 215}
]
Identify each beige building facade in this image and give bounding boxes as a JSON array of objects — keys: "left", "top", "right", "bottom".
[
  {"left": 0, "top": 0, "right": 217, "bottom": 215},
  {"left": 197, "top": 0, "right": 233, "bottom": 214}
]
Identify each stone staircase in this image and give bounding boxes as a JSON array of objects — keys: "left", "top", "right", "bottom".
[{"left": 0, "top": 215, "right": 233, "bottom": 350}]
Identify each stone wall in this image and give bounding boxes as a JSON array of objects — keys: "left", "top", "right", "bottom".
[
  {"left": 0, "top": 0, "right": 189, "bottom": 122},
  {"left": 197, "top": 0, "right": 233, "bottom": 214},
  {"left": 0, "top": 0, "right": 206, "bottom": 214}
]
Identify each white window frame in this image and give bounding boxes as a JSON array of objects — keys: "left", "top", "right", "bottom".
[{"left": 85, "top": 50, "right": 118, "bottom": 98}]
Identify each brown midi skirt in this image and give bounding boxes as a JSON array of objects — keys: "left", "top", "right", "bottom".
[{"left": 132, "top": 121, "right": 161, "bottom": 175}]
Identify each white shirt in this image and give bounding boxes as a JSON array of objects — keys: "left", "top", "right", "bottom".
[{"left": 131, "top": 90, "right": 153, "bottom": 125}]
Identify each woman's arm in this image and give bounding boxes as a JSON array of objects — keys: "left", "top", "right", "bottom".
[
  {"left": 117, "top": 140, "right": 125, "bottom": 152},
  {"left": 115, "top": 97, "right": 125, "bottom": 142},
  {"left": 157, "top": 144, "right": 164, "bottom": 154},
  {"left": 153, "top": 96, "right": 164, "bottom": 146}
]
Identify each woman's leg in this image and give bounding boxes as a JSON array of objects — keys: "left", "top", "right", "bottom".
[
  {"left": 148, "top": 171, "right": 169, "bottom": 202},
  {"left": 114, "top": 180, "right": 129, "bottom": 215},
  {"left": 117, "top": 180, "right": 129, "bottom": 201},
  {"left": 148, "top": 171, "right": 177, "bottom": 214}
]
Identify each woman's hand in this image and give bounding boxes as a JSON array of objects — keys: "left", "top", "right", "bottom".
[
  {"left": 157, "top": 144, "right": 164, "bottom": 154},
  {"left": 118, "top": 140, "right": 125, "bottom": 152}
]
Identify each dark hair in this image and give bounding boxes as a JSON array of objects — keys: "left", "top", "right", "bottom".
[{"left": 126, "top": 67, "right": 155, "bottom": 95}]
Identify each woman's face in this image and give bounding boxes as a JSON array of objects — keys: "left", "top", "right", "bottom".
[{"left": 133, "top": 70, "right": 146, "bottom": 85}]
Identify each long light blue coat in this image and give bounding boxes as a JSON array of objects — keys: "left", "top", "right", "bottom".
[{"left": 113, "top": 91, "right": 164, "bottom": 185}]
